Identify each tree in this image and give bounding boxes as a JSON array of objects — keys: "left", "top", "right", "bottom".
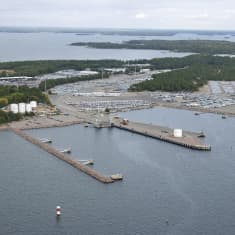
[
  {"left": 0, "top": 98, "right": 8, "bottom": 108},
  {"left": 104, "top": 107, "right": 110, "bottom": 113}
]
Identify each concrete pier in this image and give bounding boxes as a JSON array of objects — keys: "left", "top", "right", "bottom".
[
  {"left": 11, "top": 128, "right": 114, "bottom": 183},
  {"left": 112, "top": 118, "right": 211, "bottom": 151}
]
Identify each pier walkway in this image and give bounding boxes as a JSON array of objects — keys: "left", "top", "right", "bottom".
[
  {"left": 11, "top": 128, "right": 114, "bottom": 184},
  {"left": 112, "top": 118, "right": 211, "bottom": 151}
]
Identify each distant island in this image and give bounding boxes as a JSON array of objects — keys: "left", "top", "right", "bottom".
[
  {"left": 71, "top": 39, "right": 235, "bottom": 55},
  {"left": 1, "top": 27, "right": 234, "bottom": 37}
]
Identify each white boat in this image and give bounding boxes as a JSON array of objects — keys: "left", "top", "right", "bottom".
[
  {"left": 60, "top": 148, "right": 71, "bottom": 154},
  {"left": 79, "top": 160, "right": 94, "bottom": 165},
  {"left": 111, "top": 174, "right": 123, "bottom": 180},
  {"left": 39, "top": 138, "right": 52, "bottom": 143}
]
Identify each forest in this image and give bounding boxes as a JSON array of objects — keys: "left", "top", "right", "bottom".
[
  {"left": 129, "top": 54, "right": 235, "bottom": 92},
  {"left": 0, "top": 60, "right": 124, "bottom": 77},
  {"left": 0, "top": 86, "right": 50, "bottom": 106},
  {"left": 1, "top": 54, "right": 235, "bottom": 93},
  {"left": 71, "top": 40, "right": 235, "bottom": 54}
]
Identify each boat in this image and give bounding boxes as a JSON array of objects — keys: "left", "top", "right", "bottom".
[
  {"left": 78, "top": 159, "right": 94, "bottom": 165},
  {"left": 39, "top": 138, "right": 52, "bottom": 143},
  {"left": 111, "top": 174, "right": 123, "bottom": 180},
  {"left": 198, "top": 131, "right": 205, "bottom": 138},
  {"left": 194, "top": 112, "right": 200, "bottom": 116},
  {"left": 222, "top": 115, "right": 227, "bottom": 119},
  {"left": 83, "top": 160, "right": 94, "bottom": 165},
  {"left": 60, "top": 148, "right": 71, "bottom": 154}
]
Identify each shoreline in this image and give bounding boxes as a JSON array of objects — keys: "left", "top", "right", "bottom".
[
  {"left": 1, "top": 102, "right": 234, "bottom": 132},
  {"left": 155, "top": 102, "right": 235, "bottom": 117}
]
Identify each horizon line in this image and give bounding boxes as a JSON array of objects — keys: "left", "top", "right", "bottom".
[{"left": 0, "top": 26, "right": 234, "bottom": 32}]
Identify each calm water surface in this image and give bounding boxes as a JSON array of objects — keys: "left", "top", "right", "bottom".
[
  {"left": 0, "top": 107, "right": 235, "bottom": 234},
  {"left": 0, "top": 32, "right": 194, "bottom": 62},
  {"left": 1, "top": 31, "right": 235, "bottom": 62}
]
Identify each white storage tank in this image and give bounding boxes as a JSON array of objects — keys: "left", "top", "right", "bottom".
[
  {"left": 18, "top": 103, "right": 26, "bottom": 114},
  {"left": 30, "top": 101, "right": 37, "bottom": 109},
  {"left": 9, "top": 104, "right": 18, "bottom": 114},
  {"left": 173, "top": 129, "right": 183, "bottom": 138},
  {"left": 25, "top": 103, "right": 32, "bottom": 113}
]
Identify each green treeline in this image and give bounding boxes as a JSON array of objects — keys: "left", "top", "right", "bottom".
[
  {"left": 1, "top": 54, "right": 235, "bottom": 93},
  {"left": 0, "top": 110, "right": 22, "bottom": 124},
  {"left": 129, "top": 67, "right": 206, "bottom": 92},
  {"left": 0, "top": 86, "right": 50, "bottom": 124},
  {"left": 149, "top": 54, "right": 235, "bottom": 69},
  {"left": 129, "top": 55, "right": 235, "bottom": 92},
  {"left": 39, "top": 73, "right": 107, "bottom": 91},
  {"left": 71, "top": 40, "right": 235, "bottom": 54},
  {"left": 0, "top": 60, "right": 124, "bottom": 77},
  {"left": 0, "top": 86, "right": 50, "bottom": 108}
]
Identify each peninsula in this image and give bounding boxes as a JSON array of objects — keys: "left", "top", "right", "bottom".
[{"left": 70, "top": 39, "right": 235, "bottom": 54}]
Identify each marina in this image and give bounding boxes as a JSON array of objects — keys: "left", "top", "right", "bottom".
[
  {"left": 1, "top": 107, "right": 235, "bottom": 235},
  {"left": 1, "top": 27, "right": 235, "bottom": 234}
]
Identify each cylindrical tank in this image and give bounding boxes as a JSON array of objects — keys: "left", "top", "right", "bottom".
[
  {"left": 30, "top": 101, "right": 37, "bottom": 108},
  {"left": 173, "top": 129, "right": 183, "bottom": 138},
  {"left": 9, "top": 104, "right": 18, "bottom": 114},
  {"left": 18, "top": 103, "right": 26, "bottom": 114},
  {"left": 25, "top": 103, "right": 32, "bottom": 113}
]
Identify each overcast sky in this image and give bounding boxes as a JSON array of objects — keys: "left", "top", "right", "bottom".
[{"left": 1, "top": 0, "right": 235, "bottom": 30}]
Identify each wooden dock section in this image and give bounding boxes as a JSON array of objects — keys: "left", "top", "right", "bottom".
[
  {"left": 112, "top": 118, "right": 211, "bottom": 151},
  {"left": 11, "top": 128, "right": 114, "bottom": 184}
]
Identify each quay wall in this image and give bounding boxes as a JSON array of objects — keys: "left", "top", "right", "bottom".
[{"left": 112, "top": 122, "right": 211, "bottom": 151}]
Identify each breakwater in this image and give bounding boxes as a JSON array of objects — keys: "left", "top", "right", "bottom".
[{"left": 11, "top": 128, "right": 114, "bottom": 183}]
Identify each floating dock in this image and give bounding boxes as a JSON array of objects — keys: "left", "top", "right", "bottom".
[
  {"left": 112, "top": 118, "right": 211, "bottom": 151},
  {"left": 11, "top": 128, "right": 115, "bottom": 183}
]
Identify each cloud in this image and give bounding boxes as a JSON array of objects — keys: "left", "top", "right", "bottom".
[
  {"left": 0, "top": 0, "right": 235, "bottom": 29},
  {"left": 185, "top": 12, "right": 209, "bottom": 19},
  {"left": 135, "top": 12, "right": 146, "bottom": 19}
]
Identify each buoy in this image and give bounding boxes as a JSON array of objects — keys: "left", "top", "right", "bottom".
[{"left": 56, "top": 206, "right": 61, "bottom": 216}]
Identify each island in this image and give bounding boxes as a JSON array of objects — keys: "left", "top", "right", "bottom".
[{"left": 70, "top": 39, "right": 235, "bottom": 54}]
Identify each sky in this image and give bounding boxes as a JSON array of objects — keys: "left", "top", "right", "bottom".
[{"left": 1, "top": 0, "right": 235, "bottom": 30}]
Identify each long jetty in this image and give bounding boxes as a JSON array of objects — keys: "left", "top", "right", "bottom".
[
  {"left": 11, "top": 128, "right": 114, "bottom": 183},
  {"left": 112, "top": 118, "right": 211, "bottom": 151}
]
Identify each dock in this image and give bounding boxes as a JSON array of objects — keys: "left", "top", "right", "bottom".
[
  {"left": 11, "top": 128, "right": 115, "bottom": 183},
  {"left": 112, "top": 118, "right": 211, "bottom": 151}
]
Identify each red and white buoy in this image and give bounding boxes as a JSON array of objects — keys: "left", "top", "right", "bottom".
[{"left": 56, "top": 206, "right": 61, "bottom": 216}]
